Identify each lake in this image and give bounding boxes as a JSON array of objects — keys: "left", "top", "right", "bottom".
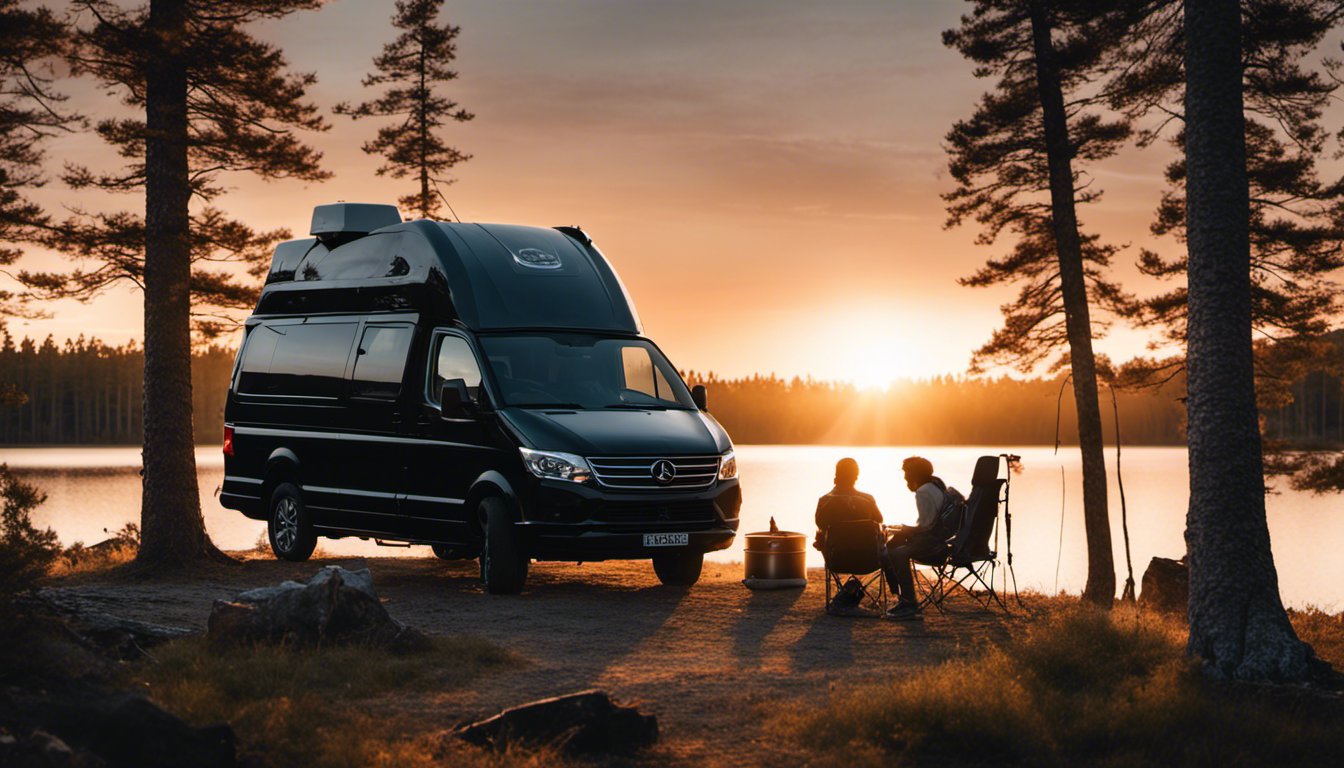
[{"left": 2, "top": 444, "right": 1339, "bottom": 609}]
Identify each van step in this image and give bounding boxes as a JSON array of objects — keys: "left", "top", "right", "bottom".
[{"left": 374, "top": 539, "right": 411, "bottom": 548}]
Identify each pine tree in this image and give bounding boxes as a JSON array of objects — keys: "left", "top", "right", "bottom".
[
  {"left": 1105, "top": 1, "right": 1344, "bottom": 492},
  {"left": 0, "top": 1, "right": 75, "bottom": 319},
  {"left": 336, "top": 0, "right": 472, "bottom": 219},
  {"left": 1180, "top": 0, "right": 1324, "bottom": 682},
  {"left": 944, "top": 0, "right": 1138, "bottom": 605},
  {"left": 27, "top": 0, "right": 329, "bottom": 570}
]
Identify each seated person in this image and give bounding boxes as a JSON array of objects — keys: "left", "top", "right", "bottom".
[
  {"left": 814, "top": 457, "right": 882, "bottom": 551},
  {"left": 883, "top": 456, "right": 951, "bottom": 621},
  {"left": 815, "top": 459, "right": 901, "bottom": 605}
]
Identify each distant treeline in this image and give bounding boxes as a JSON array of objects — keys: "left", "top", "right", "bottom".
[
  {"left": 684, "top": 372, "right": 1188, "bottom": 446},
  {"left": 1264, "top": 369, "right": 1344, "bottom": 448},
  {"left": 0, "top": 333, "right": 1335, "bottom": 447},
  {"left": 0, "top": 335, "right": 233, "bottom": 445}
]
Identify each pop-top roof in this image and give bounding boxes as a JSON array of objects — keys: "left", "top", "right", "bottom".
[{"left": 259, "top": 210, "right": 641, "bottom": 334}]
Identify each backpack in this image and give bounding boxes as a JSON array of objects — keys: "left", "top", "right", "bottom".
[{"left": 932, "top": 486, "right": 967, "bottom": 541}]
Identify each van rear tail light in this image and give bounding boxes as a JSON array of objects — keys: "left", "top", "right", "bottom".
[{"left": 223, "top": 425, "right": 235, "bottom": 457}]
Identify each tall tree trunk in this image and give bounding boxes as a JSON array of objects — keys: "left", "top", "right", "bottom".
[
  {"left": 1028, "top": 1, "right": 1115, "bottom": 605},
  {"left": 1183, "top": 0, "right": 1314, "bottom": 680},
  {"left": 136, "top": 0, "right": 219, "bottom": 568}
]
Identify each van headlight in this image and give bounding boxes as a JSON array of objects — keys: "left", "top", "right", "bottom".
[
  {"left": 520, "top": 448, "right": 592, "bottom": 483},
  {"left": 718, "top": 450, "right": 738, "bottom": 481}
]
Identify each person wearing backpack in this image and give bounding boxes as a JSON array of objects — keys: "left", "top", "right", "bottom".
[{"left": 883, "top": 456, "right": 964, "bottom": 621}]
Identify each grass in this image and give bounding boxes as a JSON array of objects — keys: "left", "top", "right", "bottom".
[
  {"left": 771, "top": 603, "right": 1344, "bottom": 767},
  {"left": 125, "top": 636, "right": 539, "bottom": 768}
]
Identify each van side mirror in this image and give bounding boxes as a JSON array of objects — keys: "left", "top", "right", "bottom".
[
  {"left": 691, "top": 385, "right": 708, "bottom": 411},
  {"left": 439, "top": 379, "right": 475, "bottom": 419}
]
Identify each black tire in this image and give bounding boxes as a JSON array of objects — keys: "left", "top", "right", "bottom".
[
  {"left": 478, "top": 497, "right": 527, "bottom": 594},
  {"left": 653, "top": 550, "right": 703, "bottom": 586},
  {"left": 267, "top": 482, "right": 317, "bottom": 562}
]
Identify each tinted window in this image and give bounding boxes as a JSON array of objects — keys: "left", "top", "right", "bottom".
[
  {"left": 431, "top": 335, "right": 483, "bottom": 404},
  {"left": 351, "top": 325, "right": 413, "bottom": 400},
  {"left": 620, "top": 346, "right": 678, "bottom": 403},
  {"left": 240, "top": 322, "right": 356, "bottom": 398},
  {"left": 236, "top": 325, "right": 280, "bottom": 393},
  {"left": 479, "top": 334, "right": 694, "bottom": 410},
  {"left": 299, "top": 233, "right": 406, "bottom": 281}
]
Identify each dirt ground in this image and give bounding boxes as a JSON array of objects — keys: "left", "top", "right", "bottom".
[{"left": 43, "top": 555, "right": 1027, "bottom": 766}]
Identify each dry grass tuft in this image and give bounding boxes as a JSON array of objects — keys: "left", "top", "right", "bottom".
[
  {"left": 127, "top": 635, "right": 533, "bottom": 768},
  {"left": 1293, "top": 606, "right": 1344, "bottom": 669},
  {"left": 773, "top": 604, "right": 1344, "bottom": 767}
]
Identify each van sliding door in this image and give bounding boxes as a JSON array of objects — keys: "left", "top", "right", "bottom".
[{"left": 339, "top": 321, "right": 416, "bottom": 534}]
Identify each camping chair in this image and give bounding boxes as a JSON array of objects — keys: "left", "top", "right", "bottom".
[
  {"left": 915, "top": 455, "right": 1008, "bottom": 612},
  {"left": 822, "top": 519, "right": 889, "bottom": 616}
]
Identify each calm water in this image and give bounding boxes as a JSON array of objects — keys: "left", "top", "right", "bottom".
[{"left": 2, "top": 444, "right": 1339, "bottom": 609}]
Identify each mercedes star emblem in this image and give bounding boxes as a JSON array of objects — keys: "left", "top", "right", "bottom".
[{"left": 650, "top": 459, "right": 677, "bottom": 485}]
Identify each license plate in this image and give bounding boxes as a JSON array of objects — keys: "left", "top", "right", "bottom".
[{"left": 644, "top": 533, "right": 689, "bottom": 547}]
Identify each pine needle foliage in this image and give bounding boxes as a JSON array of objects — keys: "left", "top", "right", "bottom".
[
  {"left": 1105, "top": 0, "right": 1344, "bottom": 490},
  {"left": 336, "top": 0, "right": 473, "bottom": 220},
  {"left": 0, "top": 0, "right": 76, "bottom": 318},
  {"left": 21, "top": 0, "right": 331, "bottom": 338}
]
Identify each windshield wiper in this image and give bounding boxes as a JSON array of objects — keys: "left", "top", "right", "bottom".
[
  {"left": 604, "top": 403, "right": 670, "bottom": 410},
  {"left": 511, "top": 402, "right": 584, "bottom": 410}
]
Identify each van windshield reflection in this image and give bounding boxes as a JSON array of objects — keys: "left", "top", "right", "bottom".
[{"left": 478, "top": 333, "right": 695, "bottom": 411}]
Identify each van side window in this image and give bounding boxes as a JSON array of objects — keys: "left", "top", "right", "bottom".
[
  {"left": 240, "top": 322, "right": 357, "bottom": 398},
  {"left": 236, "top": 325, "right": 280, "bottom": 393},
  {"left": 351, "top": 325, "right": 414, "bottom": 400},
  {"left": 620, "top": 346, "right": 678, "bottom": 404},
  {"left": 431, "top": 335, "right": 482, "bottom": 404}
]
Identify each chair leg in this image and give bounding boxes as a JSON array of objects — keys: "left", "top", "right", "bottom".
[{"left": 916, "top": 567, "right": 948, "bottom": 614}]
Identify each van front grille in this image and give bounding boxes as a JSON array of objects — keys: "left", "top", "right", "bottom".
[{"left": 587, "top": 455, "right": 720, "bottom": 490}]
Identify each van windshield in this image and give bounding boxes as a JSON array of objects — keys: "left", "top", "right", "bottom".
[{"left": 478, "top": 334, "right": 696, "bottom": 410}]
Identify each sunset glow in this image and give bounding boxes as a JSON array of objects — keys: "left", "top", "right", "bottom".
[{"left": 3, "top": 0, "right": 1201, "bottom": 380}]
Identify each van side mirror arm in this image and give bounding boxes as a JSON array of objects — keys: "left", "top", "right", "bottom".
[{"left": 439, "top": 379, "right": 476, "bottom": 420}]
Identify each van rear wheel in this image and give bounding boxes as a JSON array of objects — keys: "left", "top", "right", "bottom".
[
  {"left": 653, "top": 550, "right": 703, "bottom": 586},
  {"left": 267, "top": 482, "right": 317, "bottom": 562},
  {"left": 479, "top": 497, "right": 527, "bottom": 594}
]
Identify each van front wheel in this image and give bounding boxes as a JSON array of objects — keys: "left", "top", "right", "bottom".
[
  {"left": 653, "top": 550, "right": 703, "bottom": 586},
  {"left": 267, "top": 482, "right": 316, "bottom": 562},
  {"left": 479, "top": 497, "right": 527, "bottom": 594}
]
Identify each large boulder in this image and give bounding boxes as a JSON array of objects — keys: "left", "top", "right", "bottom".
[
  {"left": 455, "top": 690, "right": 658, "bottom": 756},
  {"left": 206, "top": 566, "right": 428, "bottom": 652},
  {"left": 1139, "top": 556, "right": 1189, "bottom": 614}
]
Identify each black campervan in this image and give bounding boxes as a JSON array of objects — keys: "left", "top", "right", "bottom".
[{"left": 220, "top": 203, "right": 741, "bottom": 593}]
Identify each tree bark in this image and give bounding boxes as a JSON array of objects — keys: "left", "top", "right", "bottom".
[
  {"left": 136, "top": 0, "right": 221, "bottom": 569},
  {"left": 1183, "top": 0, "right": 1314, "bottom": 680},
  {"left": 1028, "top": 1, "right": 1115, "bottom": 605}
]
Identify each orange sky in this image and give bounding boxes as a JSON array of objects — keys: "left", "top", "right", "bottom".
[{"left": 5, "top": 0, "right": 1249, "bottom": 382}]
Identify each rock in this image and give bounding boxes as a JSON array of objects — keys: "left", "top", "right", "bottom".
[
  {"left": 0, "top": 688, "right": 234, "bottom": 768},
  {"left": 28, "top": 591, "right": 195, "bottom": 662},
  {"left": 207, "top": 566, "right": 430, "bottom": 652},
  {"left": 455, "top": 689, "right": 658, "bottom": 756},
  {"left": 1140, "top": 556, "right": 1189, "bottom": 614},
  {"left": 0, "top": 728, "right": 105, "bottom": 768}
]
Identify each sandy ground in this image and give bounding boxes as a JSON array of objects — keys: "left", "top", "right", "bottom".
[{"left": 43, "top": 555, "right": 1026, "bottom": 766}]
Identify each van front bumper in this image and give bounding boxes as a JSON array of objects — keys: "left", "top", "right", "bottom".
[{"left": 518, "top": 477, "right": 740, "bottom": 560}]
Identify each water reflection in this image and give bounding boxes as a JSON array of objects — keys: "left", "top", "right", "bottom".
[{"left": 0, "top": 444, "right": 1337, "bottom": 609}]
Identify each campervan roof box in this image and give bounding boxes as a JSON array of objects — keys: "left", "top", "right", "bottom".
[{"left": 310, "top": 203, "right": 402, "bottom": 246}]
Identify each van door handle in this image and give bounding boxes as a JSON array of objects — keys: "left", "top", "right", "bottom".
[{"left": 391, "top": 412, "right": 403, "bottom": 424}]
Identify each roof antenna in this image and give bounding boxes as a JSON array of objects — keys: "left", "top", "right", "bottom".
[{"left": 430, "top": 178, "right": 462, "bottom": 223}]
